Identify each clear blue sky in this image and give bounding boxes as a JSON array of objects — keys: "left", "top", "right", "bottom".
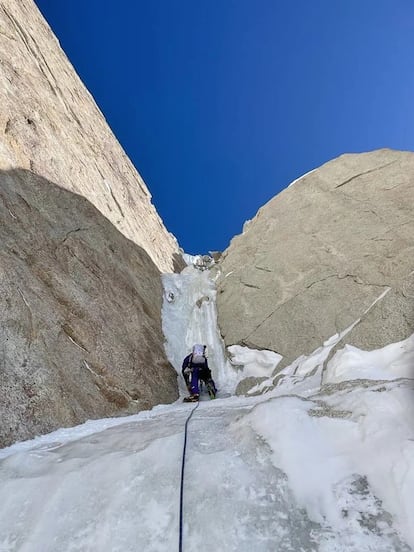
[{"left": 35, "top": 0, "right": 414, "bottom": 254}]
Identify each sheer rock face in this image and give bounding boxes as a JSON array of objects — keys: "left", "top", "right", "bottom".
[
  {"left": 0, "top": 0, "right": 183, "bottom": 273},
  {"left": 216, "top": 149, "right": 414, "bottom": 370},
  {"left": 0, "top": 169, "right": 179, "bottom": 448},
  {"left": 0, "top": 1, "right": 183, "bottom": 447}
]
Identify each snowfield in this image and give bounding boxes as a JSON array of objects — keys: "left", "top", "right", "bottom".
[{"left": 0, "top": 259, "right": 413, "bottom": 551}]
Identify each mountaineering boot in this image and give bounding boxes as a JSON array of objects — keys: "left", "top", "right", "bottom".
[
  {"left": 183, "top": 394, "right": 199, "bottom": 403},
  {"left": 206, "top": 380, "right": 217, "bottom": 399}
]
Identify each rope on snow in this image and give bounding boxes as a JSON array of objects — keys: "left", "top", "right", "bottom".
[{"left": 179, "top": 401, "right": 200, "bottom": 552}]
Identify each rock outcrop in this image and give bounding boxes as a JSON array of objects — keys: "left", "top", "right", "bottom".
[
  {"left": 0, "top": 0, "right": 182, "bottom": 273},
  {"left": 0, "top": 169, "right": 178, "bottom": 448},
  {"left": 0, "top": 0, "right": 184, "bottom": 447},
  {"left": 216, "top": 149, "right": 414, "bottom": 375}
]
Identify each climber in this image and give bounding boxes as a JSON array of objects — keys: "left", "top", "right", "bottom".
[{"left": 182, "top": 344, "right": 217, "bottom": 402}]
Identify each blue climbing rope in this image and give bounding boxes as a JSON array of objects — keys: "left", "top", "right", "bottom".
[{"left": 179, "top": 401, "right": 200, "bottom": 552}]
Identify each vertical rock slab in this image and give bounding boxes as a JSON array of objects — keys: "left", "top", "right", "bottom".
[
  {"left": 0, "top": 0, "right": 182, "bottom": 273},
  {"left": 0, "top": 1, "right": 183, "bottom": 446},
  {"left": 216, "top": 149, "right": 414, "bottom": 369},
  {"left": 0, "top": 169, "right": 178, "bottom": 447}
]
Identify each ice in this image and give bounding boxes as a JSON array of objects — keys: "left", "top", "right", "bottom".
[
  {"left": 161, "top": 263, "right": 261, "bottom": 395},
  {"left": 0, "top": 261, "right": 413, "bottom": 551}
]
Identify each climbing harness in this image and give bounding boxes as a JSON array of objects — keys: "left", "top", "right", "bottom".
[{"left": 179, "top": 401, "right": 200, "bottom": 552}]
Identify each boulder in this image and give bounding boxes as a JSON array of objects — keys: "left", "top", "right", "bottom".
[
  {"left": 0, "top": 169, "right": 178, "bottom": 447},
  {"left": 216, "top": 149, "right": 414, "bottom": 371}
]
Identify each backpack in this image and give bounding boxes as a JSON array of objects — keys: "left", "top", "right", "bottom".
[{"left": 191, "top": 344, "right": 206, "bottom": 365}]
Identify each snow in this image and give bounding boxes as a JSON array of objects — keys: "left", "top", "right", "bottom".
[
  {"left": 227, "top": 344, "right": 282, "bottom": 378},
  {"left": 0, "top": 262, "right": 413, "bottom": 551},
  {"left": 323, "top": 335, "right": 414, "bottom": 383},
  {"left": 244, "top": 332, "right": 414, "bottom": 550}
]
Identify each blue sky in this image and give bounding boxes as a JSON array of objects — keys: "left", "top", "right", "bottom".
[{"left": 35, "top": 0, "right": 414, "bottom": 254}]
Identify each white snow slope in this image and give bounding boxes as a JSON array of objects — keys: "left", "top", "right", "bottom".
[{"left": 0, "top": 258, "right": 413, "bottom": 552}]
